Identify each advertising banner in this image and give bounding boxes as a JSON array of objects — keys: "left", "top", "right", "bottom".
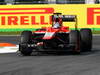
[{"left": 0, "top": 4, "right": 100, "bottom": 31}]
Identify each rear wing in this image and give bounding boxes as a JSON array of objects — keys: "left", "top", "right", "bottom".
[
  {"left": 52, "top": 15, "right": 76, "bottom": 21},
  {"left": 52, "top": 14, "right": 78, "bottom": 30},
  {"left": 62, "top": 15, "right": 76, "bottom": 22},
  {"left": 62, "top": 15, "right": 78, "bottom": 30}
]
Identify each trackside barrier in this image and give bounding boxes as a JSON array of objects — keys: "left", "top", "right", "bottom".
[{"left": 0, "top": 4, "right": 100, "bottom": 31}]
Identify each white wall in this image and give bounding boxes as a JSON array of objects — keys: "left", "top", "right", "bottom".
[
  {"left": 85, "top": 0, "right": 96, "bottom": 4},
  {"left": 47, "top": 0, "right": 56, "bottom": 3},
  {"left": 5, "top": 0, "right": 15, "bottom": 5}
]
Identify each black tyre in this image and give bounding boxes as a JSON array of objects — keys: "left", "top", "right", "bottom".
[
  {"left": 80, "top": 28, "right": 92, "bottom": 51},
  {"left": 19, "top": 31, "right": 33, "bottom": 56},
  {"left": 69, "top": 30, "right": 81, "bottom": 54}
]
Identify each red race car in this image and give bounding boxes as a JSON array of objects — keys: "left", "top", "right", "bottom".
[{"left": 19, "top": 13, "right": 92, "bottom": 56}]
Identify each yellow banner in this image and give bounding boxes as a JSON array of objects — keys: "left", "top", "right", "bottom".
[{"left": 0, "top": 4, "right": 100, "bottom": 29}]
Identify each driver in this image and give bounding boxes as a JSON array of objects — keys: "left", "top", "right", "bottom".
[{"left": 53, "top": 18, "right": 61, "bottom": 28}]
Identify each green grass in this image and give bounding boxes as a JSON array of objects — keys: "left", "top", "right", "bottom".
[
  {"left": 92, "top": 30, "right": 100, "bottom": 34},
  {"left": 0, "top": 31, "right": 21, "bottom": 35},
  {"left": 0, "top": 30, "right": 99, "bottom": 35}
]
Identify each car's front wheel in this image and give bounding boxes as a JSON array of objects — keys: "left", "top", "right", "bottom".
[{"left": 19, "top": 31, "right": 33, "bottom": 56}]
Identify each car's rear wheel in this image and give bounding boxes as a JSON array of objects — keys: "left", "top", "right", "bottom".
[
  {"left": 80, "top": 28, "right": 92, "bottom": 52},
  {"left": 19, "top": 31, "right": 33, "bottom": 56},
  {"left": 69, "top": 30, "right": 81, "bottom": 54}
]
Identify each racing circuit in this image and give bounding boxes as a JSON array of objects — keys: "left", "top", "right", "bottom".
[{"left": 0, "top": 35, "right": 99, "bottom": 75}]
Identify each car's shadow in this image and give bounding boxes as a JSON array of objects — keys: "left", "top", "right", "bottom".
[
  {"left": 17, "top": 48, "right": 100, "bottom": 57},
  {"left": 29, "top": 48, "right": 100, "bottom": 56},
  {"left": 80, "top": 48, "right": 100, "bottom": 55}
]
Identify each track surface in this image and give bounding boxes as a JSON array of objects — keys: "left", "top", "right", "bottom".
[{"left": 0, "top": 36, "right": 100, "bottom": 75}]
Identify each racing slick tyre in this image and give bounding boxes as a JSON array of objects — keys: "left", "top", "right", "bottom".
[
  {"left": 80, "top": 28, "right": 92, "bottom": 52},
  {"left": 19, "top": 31, "right": 33, "bottom": 56},
  {"left": 69, "top": 30, "right": 82, "bottom": 54}
]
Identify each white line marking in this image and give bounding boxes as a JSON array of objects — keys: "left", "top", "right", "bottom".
[{"left": 0, "top": 45, "right": 18, "bottom": 53}]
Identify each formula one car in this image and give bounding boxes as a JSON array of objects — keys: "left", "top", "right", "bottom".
[{"left": 19, "top": 13, "right": 92, "bottom": 56}]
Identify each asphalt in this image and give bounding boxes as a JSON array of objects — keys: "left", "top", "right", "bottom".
[{"left": 0, "top": 35, "right": 100, "bottom": 75}]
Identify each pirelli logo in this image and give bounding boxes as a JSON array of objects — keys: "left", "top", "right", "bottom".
[
  {"left": 0, "top": 8, "right": 54, "bottom": 25},
  {"left": 87, "top": 8, "right": 100, "bottom": 25}
]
